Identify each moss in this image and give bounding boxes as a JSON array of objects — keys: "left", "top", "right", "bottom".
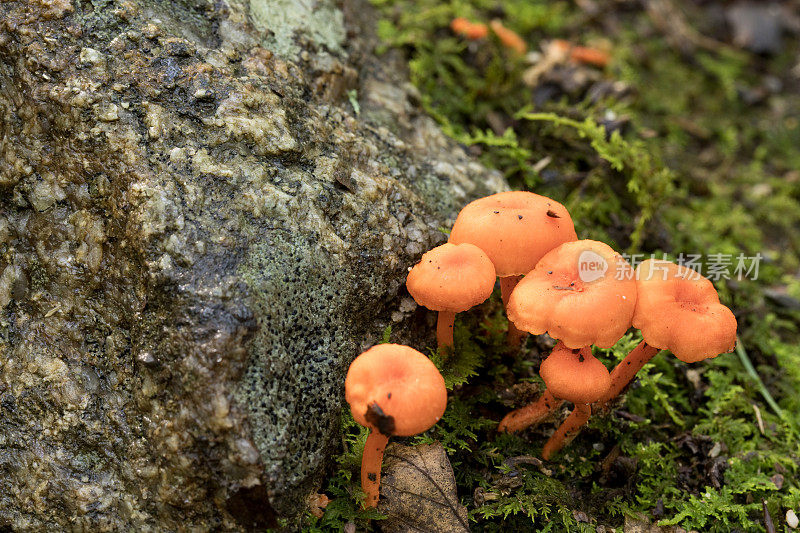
[{"left": 309, "top": 1, "right": 800, "bottom": 531}]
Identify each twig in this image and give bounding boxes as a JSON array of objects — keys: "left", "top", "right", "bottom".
[
  {"left": 641, "top": 0, "right": 728, "bottom": 55},
  {"left": 764, "top": 500, "right": 776, "bottom": 533}
]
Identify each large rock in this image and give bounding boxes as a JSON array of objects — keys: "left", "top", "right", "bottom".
[{"left": 0, "top": 0, "right": 505, "bottom": 529}]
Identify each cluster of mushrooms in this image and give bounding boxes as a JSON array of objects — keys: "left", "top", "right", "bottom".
[{"left": 344, "top": 191, "right": 738, "bottom": 508}]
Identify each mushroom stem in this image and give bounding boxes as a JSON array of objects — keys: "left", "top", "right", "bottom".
[
  {"left": 499, "top": 275, "right": 522, "bottom": 307},
  {"left": 497, "top": 390, "right": 564, "bottom": 433},
  {"left": 436, "top": 310, "right": 456, "bottom": 352},
  {"left": 500, "top": 275, "right": 526, "bottom": 346},
  {"left": 541, "top": 403, "right": 591, "bottom": 460},
  {"left": 598, "top": 340, "right": 660, "bottom": 406},
  {"left": 361, "top": 430, "right": 390, "bottom": 508}
]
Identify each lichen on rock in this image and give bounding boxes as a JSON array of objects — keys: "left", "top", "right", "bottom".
[
  {"left": 249, "top": 0, "right": 346, "bottom": 58},
  {"left": 0, "top": 0, "right": 505, "bottom": 529}
]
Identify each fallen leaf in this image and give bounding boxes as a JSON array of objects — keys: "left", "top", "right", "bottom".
[{"left": 378, "top": 442, "right": 470, "bottom": 532}]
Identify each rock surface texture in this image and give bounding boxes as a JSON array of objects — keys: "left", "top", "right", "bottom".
[{"left": 0, "top": 0, "right": 505, "bottom": 529}]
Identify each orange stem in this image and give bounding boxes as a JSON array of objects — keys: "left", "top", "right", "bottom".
[
  {"left": 500, "top": 275, "right": 526, "bottom": 347},
  {"left": 436, "top": 310, "right": 455, "bottom": 352},
  {"left": 599, "top": 340, "right": 660, "bottom": 406},
  {"left": 542, "top": 403, "right": 591, "bottom": 460},
  {"left": 498, "top": 390, "right": 564, "bottom": 433},
  {"left": 361, "top": 430, "right": 390, "bottom": 508}
]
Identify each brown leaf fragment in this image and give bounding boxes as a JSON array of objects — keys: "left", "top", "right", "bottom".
[
  {"left": 307, "top": 492, "right": 330, "bottom": 519},
  {"left": 378, "top": 442, "right": 470, "bottom": 533}
]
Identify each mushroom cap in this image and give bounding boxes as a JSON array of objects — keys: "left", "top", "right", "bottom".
[
  {"left": 540, "top": 343, "right": 611, "bottom": 404},
  {"left": 633, "top": 260, "right": 737, "bottom": 363},
  {"left": 406, "top": 243, "right": 496, "bottom": 312},
  {"left": 345, "top": 344, "right": 447, "bottom": 437},
  {"left": 507, "top": 240, "right": 637, "bottom": 348},
  {"left": 448, "top": 191, "right": 577, "bottom": 277}
]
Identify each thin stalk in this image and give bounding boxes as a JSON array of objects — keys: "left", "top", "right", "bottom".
[
  {"left": 542, "top": 403, "right": 591, "bottom": 460},
  {"left": 361, "top": 431, "right": 390, "bottom": 508},
  {"left": 498, "top": 390, "right": 564, "bottom": 433},
  {"left": 598, "top": 340, "right": 660, "bottom": 406},
  {"left": 436, "top": 310, "right": 455, "bottom": 353},
  {"left": 500, "top": 275, "right": 525, "bottom": 346}
]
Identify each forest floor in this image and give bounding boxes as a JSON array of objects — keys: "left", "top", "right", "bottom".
[{"left": 306, "top": 1, "right": 800, "bottom": 531}]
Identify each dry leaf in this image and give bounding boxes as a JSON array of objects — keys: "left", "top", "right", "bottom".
[
  {"left": 378, "top": 442, "right": 470, "bottom": 532},
  {"left": 307, "top": 492, "right": 330, "bottom": 519}
]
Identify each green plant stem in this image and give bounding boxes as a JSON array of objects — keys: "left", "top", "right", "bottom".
[{"left": 734, "top": 337, "right": 790, "bottom": 428}]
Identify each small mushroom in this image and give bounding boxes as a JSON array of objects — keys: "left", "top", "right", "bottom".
[
  {"left": 540, "top": 344, "right": 612, "bottom": 405},
  {"left": 551, "top": 39, "right": 611, "bottom": 68},
  {"left": 538, "top": 344, "right": 611, "bottom": 459},
  {"left": 489, "top": 20, "right": 527, "bottom": 54},
  {"left": 345, "top": 344, "right": 447, "bottom": 508},
  {"left": 498, "top": 240, "right": 635, "bottom": 437},
  {"left": 450, "top": 17, "right": 489, "bottom": 40},
  {"left": 598, "top": 259, "right": 737, "bottom": 405},
  {"left": 406, "top": 243, "right": 495, "bottom": 352},
  {"left": 449, "top": 191, "right": 577, "bottom": 346}
]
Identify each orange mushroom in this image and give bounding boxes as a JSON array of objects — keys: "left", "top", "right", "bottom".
[
  {"left": 489, "top": 20, "right": 527, "bottom": 54},
  {"left": 598, "top": 259, "right": 737, "bottom": 405},
  {"left": 506, "top": 240, "right": 637, "bottom": 349},
  {"left": 498, "top": 240, "right": 635, "bottom": 438},
  {"left": 449, "top": 191, "right": 577, "bottom": 345},
  {"left": 499, "top": 342, "right": 613, "bottom": 439},
  {"left": 406, "top": 243, "right": 496, "bottom": 351},
  {"left": 551, "top": 39, "right": 611, "bottom": 67},
  {"left": 450, "top": 17, "right": 489, "bottom": 40},
  {"left": 540, "top": 343, "right": 612, "bottom": 404},
  {"left": 539, "top": 343, "right": 611, "bottom": 459},
  {"left": 345, "top": 344, "right": 447, "bottom": 508}
]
